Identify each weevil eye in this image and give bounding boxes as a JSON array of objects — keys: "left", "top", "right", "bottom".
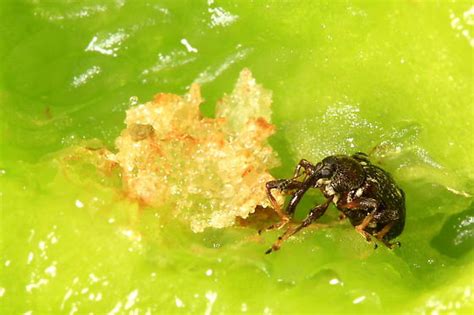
[
  {"left": 320, "top": 167, "right": 332, "bottom": 177},
  {"left": 315, "top": 162, "right": 332, "bottom": 178}
]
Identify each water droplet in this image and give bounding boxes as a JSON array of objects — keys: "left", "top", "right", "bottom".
[
  {"left": 75, "top": 200, "right": 84, "bottom": 208},
  {"left": 353, "top": 296, "right": 366, "bottom": 304}
]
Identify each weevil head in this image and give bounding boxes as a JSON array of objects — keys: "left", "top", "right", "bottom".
[{"left": 314, "top": 155, "right": 365, "bottom": 193}]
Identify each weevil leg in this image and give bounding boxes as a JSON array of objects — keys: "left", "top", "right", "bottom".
[
  {"left": 337, "top": 197, "right": 379, "bottom": 243},
  {"left": 292, "top": 159, "right": 317, "bottom": 179},
  {"left": 266, "top": 198, "right": 332, "bottom": 254},
  {"left": 375, "top": 222, "right": 400, "bottom": 249},
  {"left": 265, "top": 179, "right": 302, "bottom": 214},
  {"left": 263, "top": 179, "right": 304, "bottom": 232},
  {"left": 265, "top": 178, "right": 314, "bottom": 231},
  {"left": 263, "top": 160, "right": 316, "bottom": 233},
  {"left": 355, "top": 212, "right": 374, "bottom": 242},
  {"left": 285, "top": 183, "right": 312, "bottom": 217},
  {"left": 337, "top": 197, "right": 379, "bottom": 212},
  {"left": 375, "top": 221, "right": 394, "bottom": 240}
]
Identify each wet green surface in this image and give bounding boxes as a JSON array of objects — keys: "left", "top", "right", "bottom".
[{"left": 1, "top": 1, "right": 473, "bottom": 314}]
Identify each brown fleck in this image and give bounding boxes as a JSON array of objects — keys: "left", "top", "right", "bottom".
[{"left": 129, "top": 123, "right": 154, "bottom": 141}]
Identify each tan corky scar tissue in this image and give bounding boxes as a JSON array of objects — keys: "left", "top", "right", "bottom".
[{"left": 111, "top": 69, "right": 282, "bottom": 232}]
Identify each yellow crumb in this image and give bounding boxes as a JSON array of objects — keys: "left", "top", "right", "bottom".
[{"left": 112, "top": 68, "right": 281, "bottom": 232}]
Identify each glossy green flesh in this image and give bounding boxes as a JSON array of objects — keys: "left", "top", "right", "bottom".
[{"left": 1, "top": 1, "right": 473, "bottom": 314}]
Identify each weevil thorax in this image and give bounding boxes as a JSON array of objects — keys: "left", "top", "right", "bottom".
[{"left": 315, "top": 155, "right": 365, "bottom": 201}]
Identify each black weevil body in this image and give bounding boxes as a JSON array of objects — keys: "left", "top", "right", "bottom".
[{"left": 264, "top": 152, "right": 405, "bottom": 253}]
